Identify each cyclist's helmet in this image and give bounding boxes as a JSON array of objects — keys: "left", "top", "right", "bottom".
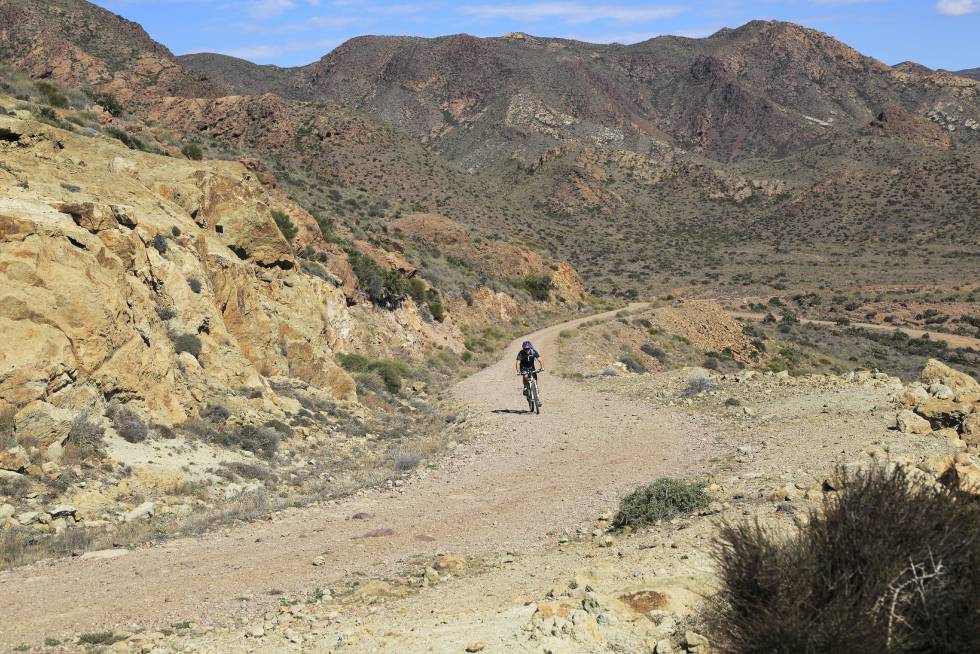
[{"left": 522, "top": 340, "right": 533, "bottom": 349}]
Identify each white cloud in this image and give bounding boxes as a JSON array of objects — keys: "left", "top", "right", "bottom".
[
  {"left": 247, "top": 0, "right": 298, "bottom": 18},
  {"left": 937, "top": 0, "right": 978, "bottom": 15},
  {"left": 461, "top": 3, "right": 684, "bottom": 24}
]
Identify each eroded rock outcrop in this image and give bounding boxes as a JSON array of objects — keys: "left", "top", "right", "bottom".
[{"left": 0, "top": 113, "right": 466, "bottom": 437}]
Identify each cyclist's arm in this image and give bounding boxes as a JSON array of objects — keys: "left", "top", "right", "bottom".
[{"left": 536, "top": 354, "right": 544, "bottom": 371}]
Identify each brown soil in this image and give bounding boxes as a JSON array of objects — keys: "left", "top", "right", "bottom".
[{"left": 0, "top": 303, "right": 722, "bottom": 647}]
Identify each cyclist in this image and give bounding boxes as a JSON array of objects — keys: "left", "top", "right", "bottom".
[{"left": 515, "top": 340, "right": 544, "bottom": 405}]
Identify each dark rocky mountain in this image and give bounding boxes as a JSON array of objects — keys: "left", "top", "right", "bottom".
[{"left": 179, "top": 22, "right": 979, "bottom": 165}]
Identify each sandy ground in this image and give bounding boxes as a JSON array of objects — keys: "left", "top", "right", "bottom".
[{"left": 0, "top": 304, "right": 724, "bottom": 648}]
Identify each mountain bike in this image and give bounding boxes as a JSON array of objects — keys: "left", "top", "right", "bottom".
[{"left": 520, "top": 370, "right": 543, "bottom": 414}]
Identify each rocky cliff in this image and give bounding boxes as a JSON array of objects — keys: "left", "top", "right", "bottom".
[{"left": 0, "top": 101, "right": 582, "bottom": 492}]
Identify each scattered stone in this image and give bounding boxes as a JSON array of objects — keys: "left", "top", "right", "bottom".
[
  {"left": 15, "top": 511, "right": 40, "bottom": 525},
  {"left": 312, "top": 556, "right": 326, "bottom": 567},
  {"left": 433, "top": 554, "right": 465, "bottom": 572},
  {"left": 895, "top": 409, "right": 931, "bottom": 435},
  {"left": 465, "top": 643, "right": 485, "bottom": 652},
  {"left": 0, "top": 503, "right": 14, "bottom": 521},
  {"left": 245, "top": 624, "right": 265, "bottom": 638},
  {"left": 123, "top": 501, "right": 155, "bottom": 523},
  {"left": 685, "top": 630, "right": 710, "bottom": 653},
  {"left": 48, "top": 505, "right": 78, "bottom": 519},
  {"left": 358, "top": 527, "right": 395, "bottom": 538},
  {"left": 79, "top": 549, "right": 129, "bottom": 561}
]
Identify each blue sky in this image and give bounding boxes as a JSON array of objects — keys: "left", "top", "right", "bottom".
[{"left": 95, "top": 0, "right": 980, "bottom": 69}]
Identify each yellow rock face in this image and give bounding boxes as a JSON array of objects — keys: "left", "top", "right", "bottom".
[{"left": 0, "top": 112, "right": 468, "bottom": 438}]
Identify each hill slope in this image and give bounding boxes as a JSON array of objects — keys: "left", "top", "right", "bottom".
[{"left": 3, "top": 0, "right": 979, "bottom": 301}]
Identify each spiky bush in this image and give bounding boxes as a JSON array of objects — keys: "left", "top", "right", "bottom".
[{"left": 708, "top": 466, "right": 980, "bottom": 653}]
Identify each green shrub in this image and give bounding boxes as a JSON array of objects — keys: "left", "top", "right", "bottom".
[
  {"left": 35, "top": 81, "right": 68, "bottom": 108},
  {"left": 336, "top": 353, "right": 412, "bottom": 393},
  {"left": 640, "top": 343, "right": 668, "bottom": 363},
  {"left": 181, "top": 143, "right": 203, "bottom": 160},
  {"left": 271, "top": 209, "right": 297, "bottom": 241},
  {"left": 618, "top": 354, "right": 646, "bottom": 373},
  {"left": 426, "top": 288, "right": 445, "bottom": 322},
  {"left": 343, "top": 245, "right": 406, "bottom": 308},
  {"left": 173, "top": 333, "right": 202, "bottom": 358},
  {"left": 516, "top": 273, "right": 552, "bottom": 301},
  {"left": 105, "top": 127, "right": 145, "bottom": 151},
  {"left": 91, "top": 91, "right": 123, "bottom": 116},
  {"left": 708, "top": 465, "right": 980, "bottom": 653},
  {"left": 612, "top": 478, "right": 709, "bottom": 529},
  {"left": 78, "top": 632, "right": 126, "bottom": 646},
  {"left": 407, "top": 277, "right": 427, "bottom": 305},
  {"left": 151, "top": 234, "right": 168, "bottom": 255}
]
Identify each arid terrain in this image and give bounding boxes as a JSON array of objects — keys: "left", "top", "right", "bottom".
[
  {"left": 1, "top": 0, "right": 979, "bottom": 651},
  {"left": 2, "top": 302, "right": 978, "bottom": 652}
]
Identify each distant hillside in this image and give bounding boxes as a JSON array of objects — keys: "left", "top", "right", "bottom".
[
  {"left": 180, "top": 22, "right": 980, "bottom": 165},
  {"left": 2, "top": 0, "right": 978, "bottom": 300},
  {"left": 178, "top": 53, "right": 297, "bottom": 96},
  {"left": 956, "top": 67, "right": 980, "bottom": 82}
]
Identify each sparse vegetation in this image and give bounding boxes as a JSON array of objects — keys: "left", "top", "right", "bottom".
[
  {"left": 172, "top": 333, "right": 203, "bottom": 359},
  {"left": 271, "top": 209, "right": 297, "bottom": 241},
  {"left": 612, "top": 478, "right": 710, "bottom": 529},
  {"left": 618, "top": 354, "right": 646, "bottom": 373},
  {"left": 336, "top": 353, "right": 414, "bottom": 394},
  {"left": 516, "top": 273, "right": 552, "bottom": 302},
  {"left": 708, "top": 466, "right": 980, "bottom": 653},
  {"left": 181, "top": 143, "right": 203, "bottom": 160},
  {"left": 90, "top": 91, "right": 123, "bottom": 116},
  {"left": 110, "top": 406, "right": 148, "bottom": 444},
  {"left": 343, "top": 244, "right": 407, "bottom": 308},
  {"left": 681, "top": 375, "right": 718, "bottom": 397}
]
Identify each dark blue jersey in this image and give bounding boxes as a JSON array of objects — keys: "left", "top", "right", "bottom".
[{"left": 517, "top": 348, "right": 540, "bottom": 370}]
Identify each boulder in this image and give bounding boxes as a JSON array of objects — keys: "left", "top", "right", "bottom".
[
  {"left": 928, "top": 383, "right": 953, "bottom": 400},
  {"left": 962, "top": 413, "right": 980, "bottom": 445},
  {"left": 0, "top": 446, "right": 29, "bottom": 473},
  {"left": 0, "top": 503, "right": 15, "bottom": 520},
  {"left": 123, "top": 501, "right": 155, "bottom": 523},
  {"left": 13, "top": 401, "right": 73, "bottom": 452},
  {"left": 895, "top": 409, "right": 931, "bottom": 435},
  {"left": 48, "top": 505, "right": 78, "bottom": 519},
  {"left": 921, "top": 359, "right": 980, "bottom": 395},
  {"left": 15, "top": 511, "right": 41, "bottom": 525},
  {"left": 914, "top": 399, "right": 974, "bottom": 429}
]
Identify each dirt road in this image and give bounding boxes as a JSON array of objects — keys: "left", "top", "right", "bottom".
[
  {"left": 0, "top": 305, "right": 718, "bottom": 647},
  {"left": 729, "top": 311, "right": 980, "bottom": 350}
]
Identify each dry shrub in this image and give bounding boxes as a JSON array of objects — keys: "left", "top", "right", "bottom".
[{"left": 708, "top": 466, "right": 980, "bottom": 653}]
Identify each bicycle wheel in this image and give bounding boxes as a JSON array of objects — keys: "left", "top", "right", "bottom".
[{"left": 531, "top": 380, "right": 540, "bottom": 414}]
